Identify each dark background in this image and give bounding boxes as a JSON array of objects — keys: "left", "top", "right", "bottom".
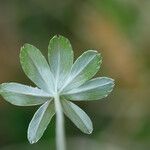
[{"left": 0, "top": 0, "right": 150, "bottom": 150}]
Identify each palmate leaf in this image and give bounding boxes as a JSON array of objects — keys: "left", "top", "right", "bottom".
[
  {"left": 20, "top": 44, "right": 54, "bottom": 94},
  {"left": 0, "top": 83, "right": 50, "bottom": 106},
  {"left": 63, "top": 77, "right": 114, "bottom": 101},
  {"left": 28, "top": 101, "right": 55, "bottom": 144},
  {"left": 48, "top": 35, "right": 73, "bottom": 89},
  {"left": 62, "top": 50, "right": 102, "bottom": 92},
  {"left": 0, "top": 35, "right": 115, "bottom": 149},
  {"left": 61, "top": 99, "right": 93, "bottom": 134}
]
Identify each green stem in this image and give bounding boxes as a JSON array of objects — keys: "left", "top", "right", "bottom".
[{"left": 54, "top": 94, "right": 66, "bottom": 150}]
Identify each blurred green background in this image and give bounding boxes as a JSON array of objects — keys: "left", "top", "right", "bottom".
[{"left": 0, "top": 0, "right": 150, "bottom": 150}]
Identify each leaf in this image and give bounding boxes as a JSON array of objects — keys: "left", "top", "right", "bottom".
[
  {"left": 0, "top": 83, "right": 51, "bottom": 106},
  {"left": 20, "top": 44, "right": 54, "bottom": 94},
  {"left": 62, "top": 50, "right": 102, "bottom": 92},
  {"left": 28, "top": 101, "right": 55, "bottom": 144},
  {"left": 63, "top": 77, "right": 114, "bottom": 101},
  {"left": 48, "top": 35, "right": 73, "bottom": 89},
  {"left": 61, "top": 99, "right": 93, "bottom": 134}
]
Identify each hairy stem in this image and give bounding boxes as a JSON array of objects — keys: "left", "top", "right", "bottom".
[{"left": 54, "top": 94, "right": 66, "bottom": 150}]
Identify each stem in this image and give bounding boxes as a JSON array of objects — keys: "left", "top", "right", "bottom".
[{"left": 54, "top": 94, "right": 66, "bottom": 150}]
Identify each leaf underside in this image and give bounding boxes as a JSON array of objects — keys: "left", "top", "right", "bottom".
[
  {"left": 0, "top": 35, "right": 115, "bottom": 145},
  {"left": 64, "top": 77, "right": 114, "bottom": 101},
  {"left": 62, "top": 50, "right": 102, "bottom": 92},
  {"left": 48, "top": 35, "right": 74, "bottom": 90},
  {"left": 61, "top": 99, "right": 93, "bottom": 134},
  {"left": 20, "top": 44, "right": 54, "bottom": 94},
  {"left": 28, "top": 101, "right": 55, "bottom": 144},
  {"left": 0, "top": 83, "right": 51, "bottom": 106}
]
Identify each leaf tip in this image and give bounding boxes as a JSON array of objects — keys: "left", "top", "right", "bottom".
[
  {"left": 50, "top": 34, "right": 64, "bottom": 41},
  {"left": 110, "top": 78, "right": 115, "bottom": 88},
  {"left": 20, "top": 43, "right": 36, "bottom": 56},
  {"left": 87, "top": 127, "right": 93, "bottom": 134},
  {"left": 28, "top": 138, "right": 37, "bottom": 144},
  {"left": 0, "top": 84, "right": 3, "bottom": 94},
  {"left": 20, "top": 43, "right": 30, "bottom": 51},
  {"left": 27, "top": 133, "right": 38, "bottom": 144},
  {"left": 0, "top": 83, "right": 7, "bottom": 93},
  {"left": 50, "top": 34, "right": 70, "bottom": 44},
  {"left": 20, "top": 43, "right": 30, "bottom": 61}
]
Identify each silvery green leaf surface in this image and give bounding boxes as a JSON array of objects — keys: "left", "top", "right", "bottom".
[
  {"left": 63, "top": 77, "right": 114, "bottom": 101},
  {"left": 0, "top": 35, "right": 115, "bottom": 146},
  {"left": 48, "top": 35, "right": 73, "bottom": 89},
  {"left": 20, "top": 44, "right": 54, "bottom": 94},
  {"left": 0, "top": 83, "right": 50, "bottom": 106},
  {"left": 62, "top": 50, "right": 102, "bottom": 92},
  {"left": 28, "top": 101, "right": 55, "bottom": 144},
  {"left": 61, "top": 99, "right": 93, "bottom": 134}
]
